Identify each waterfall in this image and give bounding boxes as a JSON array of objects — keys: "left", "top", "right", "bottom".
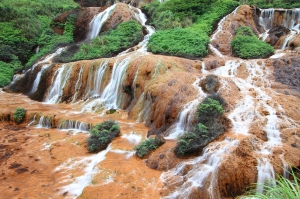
[
  {"left": 85, "top": 60, "right": 109, "bottom": 98},
  {"left": 31, "top": 64, "right": 50, "bottom": 93},
  {"left": 58, "top": 120, "right": 90, "bottom": 132},
  {"left": 86, "top": 5, "right": 116, "bottom": 40},
  {"left": 281, "top": 31, "right": 296, "bottom": 49},
  {"left": 283, "top": 8, "right": 300, "bottom": 33},
  {"left": 45, "top": 64, "right": 73, "bottom": 103},
  {"left": 259, "top": 9, "right": 275, "bottom": 32},
  {"left": 72, "top": 65, "right": 84, "bottom": 102},
  {"left": 36, "top": 116, "right": 52, "bottom": 128},
  {"left": 130, "top": 6, "right": 156, "bottom": 52},
  {"left": 259, "top": 8, "right": 300, "bottom": 50},
  {"left": 100, "top": 57, "right": 131, "bottom": 109},
  {"left": 166, "top": 78, "right": 206, "bottom": 139}
]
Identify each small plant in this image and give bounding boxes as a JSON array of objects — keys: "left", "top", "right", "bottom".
[
  {"left": 244, "top": 169, "right": 300, "bottom": 199},
  {"left": 13, "top": 107, "right": 26, "bottom": 124},
  {"left": 87, "top": 120, "right": 120, "bottom": 152},
  {"left": 134, "top": 135, "right": 165, "bottom": 158}
]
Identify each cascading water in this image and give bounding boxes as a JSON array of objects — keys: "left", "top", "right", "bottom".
[
  {"left": 85, "top": 60, "right": 109, "bottom": 98},
  {"left": 30, "top": 64, "right": 50, "bottom": 93},
  {"left": 283, "top": 8, "right": 300, "bottom": 33},
  {"left": 259, "top": 8, "right": 300, "bottom": 49},
  {"left": 58, "top": 120, "right": 90, "bottom": 132},
  {"left": 259, "top": 9, "right": 275, "bottom": 32},
  {"left": 86, "top": 5, "right": 116, "bottom": 40},
  {"left": 166, "top": 78, "right": 206, "bottom": 139},
  {"left": 100, "top": 57, "right": 131, "bottom": 109},
  {"left": 36, "top": 116, "right": 52, "bottom": 128},
  {"left": 72, "top": 65, "right": 84, "bottom": 102},
  {"left": 45, "top": 64, "right": 73, "bottom": 103}
]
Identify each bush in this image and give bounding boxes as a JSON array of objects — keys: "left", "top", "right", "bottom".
[
  {"left": 87, "top": 120, "right": 120, "bottom": 152},
  {"left": 134, "top": 135, "right": 165, "bottom": 158},
  {"left": 55, "top": 20, "right": 143, "bottom": 62},
  {"left": 244, "top": 169, "right": 300, "bottom": 199},
  {"left": 231, "top": 26, "right": 274, "bottom": 59},
  {"left": 174, "top": 95, "right": 227, "bottom": 156},
  {"left": 13, "top": 107, "right": 27, "bottom": 124}
]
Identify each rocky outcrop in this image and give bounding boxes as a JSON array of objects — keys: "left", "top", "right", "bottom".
[
  {"left": 74, "top": 0, "right": 155, "bottom": 8},
  {"left": 101, "top": 3, "right": 137, "bottom": 33},
  {"left": 272, "top": 55, "right": 300, "bottom": 93}
]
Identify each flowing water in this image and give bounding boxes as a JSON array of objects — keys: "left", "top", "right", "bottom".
[
  {"left": 86, "top": 5, "right": 116, "bottom": 40},
  {"left": 45, "top": 64, "right": 73, "bottom": 103}
]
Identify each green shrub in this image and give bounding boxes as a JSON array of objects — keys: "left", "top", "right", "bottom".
[
  {"left": 13, "top": 107, "right": 27, "bottom": 124},
  {"left": 174, "top": 95, "right": 227, "bottom": 156},
  {"left": 55, "top": 20, "right": 143, "bottom": 62},
  {"left": 87, "top": 120, "right": 120, "bottom": 152},
  {"left": 231, "top": 26, "right": 274, "bottom": 59},
  {"left": 135, "top": 135, "right": 165, "bottom": 158},
  {"left": 244, "top": 169, "right": 300, "bottom": 199}
]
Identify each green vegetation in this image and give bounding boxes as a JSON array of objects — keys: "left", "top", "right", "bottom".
[
  {"left": 174, "top": 95, "right": 227, "bottom": 156},
  {"left": 244, "top": 170, "right": 300, "bottom": 199},
  {"left": 231, "top": 26, "right": 274, "bottom": 59},
  {"left": 146, "top": 0, "right": 239, "bottom": 58},
  {"left": 13, "top": 107, "right": 27, "bottom": 124},
  {"left": 0, "top": 0, "right": 78, "bottom": 86},
  {"left": 55, "top": 20, "right": 143, "bottom": 62},
  {"left": 239, "top": 0, "right": 300, "bottom": 9},
  {"left": 87, "top": 120, "right": 120, "bottom": 152},
  {"left": 134, "top": 135, "right": 165, "bottom": 158}
]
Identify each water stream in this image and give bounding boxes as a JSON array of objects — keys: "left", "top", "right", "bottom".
[{"left": 86, "top": 5, "right": 116, "bottom": 40}]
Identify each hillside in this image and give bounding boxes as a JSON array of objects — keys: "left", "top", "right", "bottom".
[{"left": 0, "top": 0, "right": 300, "bottom": 199}]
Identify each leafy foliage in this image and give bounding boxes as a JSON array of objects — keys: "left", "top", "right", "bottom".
[
  {"left": 0, "top": 0, "right": 78, "bottom": 86},
  {"left": 55, "top": 20, "right": 143, "bottom": 62},
  {"left": 239, "top": 0, "right": 300, "bottom": 9},
  {"left": 134, "top": 136, "right": 165, "bottom": 158},
  {"left": 146, "top": 0, "right": 239, "bottom": 58},
  {"left": 174, "top": 95, "right": 227, "bottom": 156},
  {"left": 148, "top": 29, "right": 209, "bottom": 58},
  {"left": 13, "top": 107, "right": 27, "bottom": 124},
  {"left": 244, "top": 169, "right": 300, "bottom": 199},
  {"left": 87, "top": 120, "right": 120, "bottom": 152},
  {"left": 231, "top": 26, "right": 274, "bottom": 59}
]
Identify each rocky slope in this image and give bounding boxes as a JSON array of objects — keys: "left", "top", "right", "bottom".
[{"left": 2, "top": 3, "right": 300, "bottom": 199}]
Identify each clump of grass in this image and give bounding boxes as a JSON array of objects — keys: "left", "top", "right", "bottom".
[
  {"left": 134, "top": 135, "right": 165, "bottom": 158},
  {"left": 87, "top": 120, "right": 120, "bottom": 152}
]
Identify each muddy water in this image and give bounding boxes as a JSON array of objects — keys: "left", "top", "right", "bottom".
[{"left": 0, "top": 92, "right": 162, "bottom": 199}]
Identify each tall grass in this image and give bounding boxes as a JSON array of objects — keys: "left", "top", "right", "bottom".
[{"left": 244, "top": 170, "right": 300, "bottom": 199}]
